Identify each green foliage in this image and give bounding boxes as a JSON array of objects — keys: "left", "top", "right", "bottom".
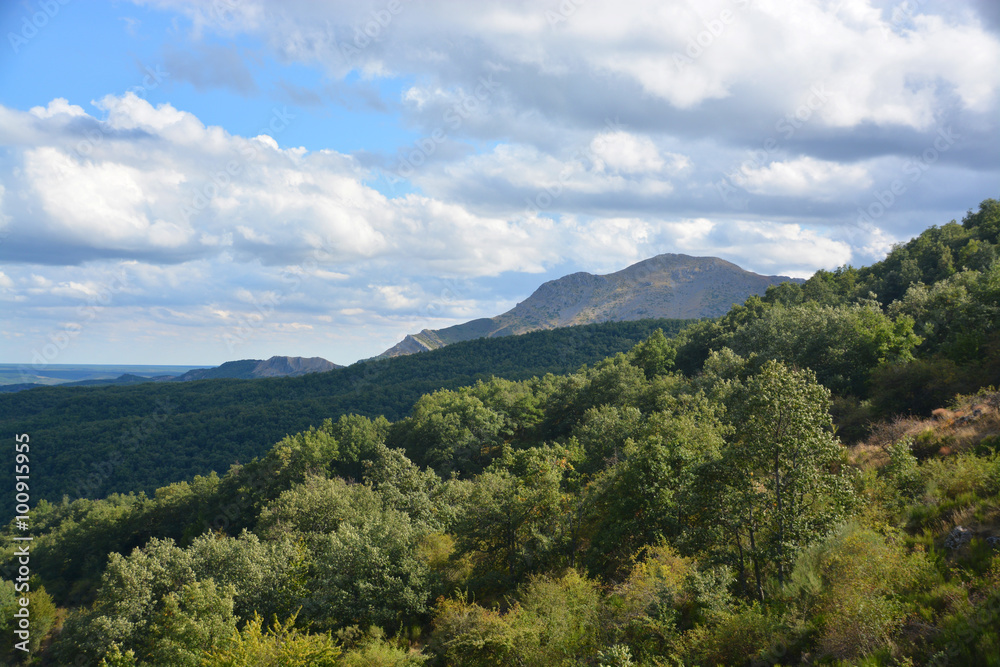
[
  {"left": 694, "top": 360, "right": 856, "bottom": 600},
  {"left": 786, "top": 524, "right": 937, "bottom": 661},
  {"left": 586, "top": 403, "right": 725, "bottom": 575},
  {"left": 202, "top": 612, "right": 342, "bottom": 667},
  {"left": 305, "top": 505, "right": 430, "bottom": 631},
  {"left": 429, "top": 570, "right": 602, "bottom": 667},
  {"left": 627, "top": 328, "right": 677, "bottom": 379},
  {"left": 12, "top": 199, "right": 1000, "bottom": 666},
  {"left": 0, "top": 318, "right": 688, "bottom": 517},
  {"left": 453, "top": 448, "right": 568, "bottom": 588},
  {"left": 143, "top": 579, "right": 238, "bottom": 667},
  {"left": 674, "top": 602, "right": 782, "bottom": 666},
  {"left": 0, "top": 582, "right": 57, "bottom": 661}
]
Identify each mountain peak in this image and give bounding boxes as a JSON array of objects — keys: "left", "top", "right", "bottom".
[
  {"left": 379, "top": 254, "right": 801, "bottom": 358},
  {"left": 174, "top": 355, "right": 342, "bottom": 381}
]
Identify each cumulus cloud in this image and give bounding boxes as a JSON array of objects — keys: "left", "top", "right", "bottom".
[
  {"left": 0, "top": 95, "right": 561, "bottom": 276},
  {"left": 135, "top": 0, "right": 999, "bottom": 134},
  {"left": 732, "top": 156, "right": 873, "bottom": 200},
  {"left": 4, "top": 0, "right": 996, "bottom": 363}
]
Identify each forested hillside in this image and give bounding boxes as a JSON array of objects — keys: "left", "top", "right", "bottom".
[
  {"left": 2, "top": 199, "right": 999, "bottom": 666},
  {"left": 0, "top": 318, "right": 691, "bottom": 516}
]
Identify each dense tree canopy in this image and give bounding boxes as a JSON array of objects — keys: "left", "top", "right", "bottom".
[{"left": 2, "top": 199, "right": 1000, "bottom": 665}]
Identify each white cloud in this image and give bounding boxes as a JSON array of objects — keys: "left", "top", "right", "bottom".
[
  {"left": 0, "top": 97, "right": 561, "bottom": 277},
  {"left": 29, "top": 98, "right": 87, "bottom": 119},
  {"left": 733, "top": 156, "right": 873, "bottom": 200},
  {"left": 141, "top": 0, "right": 999, "bottom": 130}
]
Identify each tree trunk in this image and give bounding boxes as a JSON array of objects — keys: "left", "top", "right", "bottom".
[{"left": 747, "top": 502, "right": 765, "bottom": 602}]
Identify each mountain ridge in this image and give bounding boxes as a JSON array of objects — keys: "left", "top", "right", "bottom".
[
  {"left": 380, "top": 253, "right": 801, "bottom": 357},
  {"left": 173, "top": 355, "right": 342, "bottom": 381}
]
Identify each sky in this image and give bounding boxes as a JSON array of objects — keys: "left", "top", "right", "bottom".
[{"left": 0, "top": 0, "right": 997, "bottom": 367}]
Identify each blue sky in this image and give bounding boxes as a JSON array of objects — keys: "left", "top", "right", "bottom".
[{"left": 0, "top": 0, "right": 998, "bottom": 366}]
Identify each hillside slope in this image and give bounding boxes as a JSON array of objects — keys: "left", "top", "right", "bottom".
[
  {"left": 0, "top": 318, "right": 689, "bottom": 513},
  {"left": 380, "top": 254, "right": 799, "bottom": 356},
  {"left": 174, "top": 356, "right": 341, "bottom": 381}
]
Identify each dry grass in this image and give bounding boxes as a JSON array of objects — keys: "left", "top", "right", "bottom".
[{"left": 848, "top": 391, "right": 1000, "bottom": 470}]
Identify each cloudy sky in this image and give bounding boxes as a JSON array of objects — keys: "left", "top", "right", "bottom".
[{"left": 0, "top": 0, "right": 997, "bottom": 366}]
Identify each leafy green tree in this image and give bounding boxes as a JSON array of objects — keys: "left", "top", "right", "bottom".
[
  {"left": 454, "top": 448, "right": 568, "bottom": 587},
  {"left": 586, "top": 402, "right": 725, "bottom": 576},
  {"left": 627, "top": 329, "right": 677, "bottom": 380},
  {"left": 0, "top": 582, "right": 57, "bottom": 661},
  {"left": 570, "top": 405, "right": 643, "bottom": 472},
  {"left": 330, "top": 413, "right": 392, "bottom": 479},
  {"left": 390, "top": 388, "right": 507, "bottom": 475},
  {"left": 52, "top": 537, "right": 197, "bottom": 663},
  {"left": 142, "top": 579, "right": 238, "bottom": 667},
  {"left": 187, "top": 531, "right": 308, "bottom": 624},
  {"left": 305, "top": 506, "right": 430, "bottom": 631},
  {"left": 363, "top": 444, "right": 447, "bottom": 529},
  {"left": 725, "top": 302, "right": 920, "bottom": 396},
  {"left": 255, "top": 475, "right": 383, "bottom": 542},
  {"left": 705, "top": 361, "right": 855, "bottom": 600}
]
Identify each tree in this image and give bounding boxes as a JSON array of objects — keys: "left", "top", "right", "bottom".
[
  {"left": 454, "top": 448, "right": 568, "bottom": 588},
  {"left": 586, "top": 402, "right": 725, "bottom": 576},
  {"left": 708, "top": 361, "right": 855, "bottom": 600}
]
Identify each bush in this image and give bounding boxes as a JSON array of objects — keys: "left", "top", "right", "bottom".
[{"left": 202, "top": 613, "right": 342, "bottom": 667}]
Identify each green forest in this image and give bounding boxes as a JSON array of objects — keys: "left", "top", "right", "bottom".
[
  {"left": 2, "top": 198, "right": 1000, "bottom": 665},
  {"left": 0, "top": 318, "right": 691, "bottom": 518}
]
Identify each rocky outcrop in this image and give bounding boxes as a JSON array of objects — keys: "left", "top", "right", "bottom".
[{"left": 379, "top": 253, "right": 801, "bottom": 357}]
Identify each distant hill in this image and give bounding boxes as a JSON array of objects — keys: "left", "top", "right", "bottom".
[
  {"left": 174, "top": 356, "right": 342, "bottom": 381},
  {"left": 0, "top": 318, "right": 689, "bottom": 514},
  {"left": 380, "top": 254, "right": 800, "bottom": 357}
]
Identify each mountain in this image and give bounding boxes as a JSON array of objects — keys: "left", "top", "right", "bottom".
[
  {"left": 174, "top": 356, "right": 342, "bottom": 381},
  {"left": 380, "top": 253, "right": 801, "bottom": 357}
]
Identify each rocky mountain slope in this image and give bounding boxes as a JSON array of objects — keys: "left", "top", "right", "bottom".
[
  {"left": 380, "top": 253, "right": 801, "bottom": 357},
  {"left": 174, "top": 356, "right": 341, "bottom": 381}
]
